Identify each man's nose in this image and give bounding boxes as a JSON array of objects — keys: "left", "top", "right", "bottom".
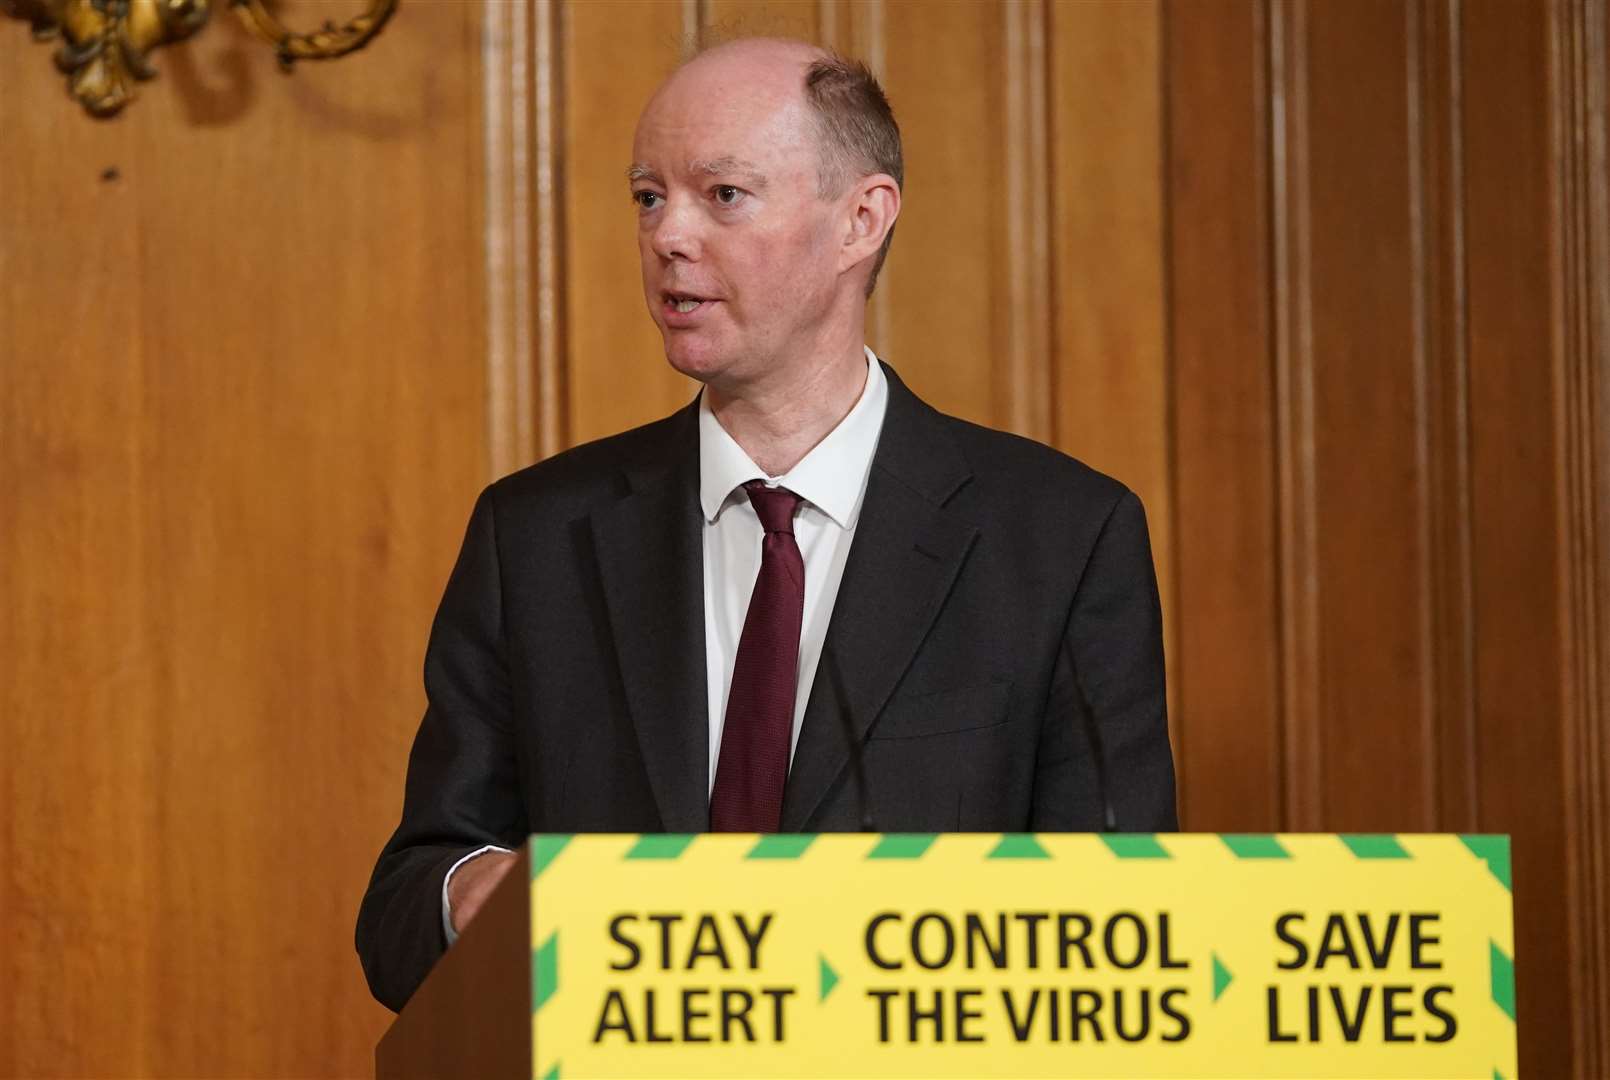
[{"left": 648, "top": 197, "right": 701, "bottom": 262}]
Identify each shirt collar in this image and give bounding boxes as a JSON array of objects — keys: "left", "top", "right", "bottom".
[{"left": 698, "top": 346, "right": 888, "bottom": 529}]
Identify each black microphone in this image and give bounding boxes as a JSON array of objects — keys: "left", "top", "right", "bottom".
[{"left": 823, "top": 643, "right": 877, "bottom": 832}]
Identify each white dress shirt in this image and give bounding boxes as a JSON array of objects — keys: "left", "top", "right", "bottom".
[
  {"left": 699, "top": 347, "right": 888, "bottom": 790},
  {"left": 444, "top": 348, "right": 887, "bottom": 943}
]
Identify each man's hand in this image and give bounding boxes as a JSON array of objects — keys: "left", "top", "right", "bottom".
[{"left": 447, "top": 850, "right": 518, "bottom": 936}]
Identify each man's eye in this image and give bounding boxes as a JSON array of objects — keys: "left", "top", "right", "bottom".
[
  {"left": 632, "top": 190, "right": 662, "bottom": 210},
  {"left": 713, "top": 185, "right": 743, "bottom": 206}
]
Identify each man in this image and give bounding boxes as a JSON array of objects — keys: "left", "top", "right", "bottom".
[{"left": 357, "top": 37, "right": 1175, "bottom": 1013}]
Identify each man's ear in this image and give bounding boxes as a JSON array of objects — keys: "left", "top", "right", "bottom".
[{"left": 840, "top": 173, "right": 901, "bottom": 274}]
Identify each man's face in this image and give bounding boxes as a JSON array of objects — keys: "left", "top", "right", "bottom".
[{"left": 630, "top": 51, "right": 844, "bottom": 388}]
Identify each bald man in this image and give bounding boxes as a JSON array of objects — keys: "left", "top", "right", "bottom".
[{"left": 357, "top": 39, "right": 1175, "bottom": 1012}]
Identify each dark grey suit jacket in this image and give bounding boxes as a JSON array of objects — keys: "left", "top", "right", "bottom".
[{"left": 356, "top": 363, "right": 1176, "bottom": 1011}]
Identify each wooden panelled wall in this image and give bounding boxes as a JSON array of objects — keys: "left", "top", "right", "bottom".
[
  {"left": 1, "top": 0, "right": 1605, "bottom": 1077},
  {"left": 1166, "top": 3, "right": 1609, "bottom": 1075},
  {"left": 0, "top": 1, "right": 489, "bottom": 1076}
]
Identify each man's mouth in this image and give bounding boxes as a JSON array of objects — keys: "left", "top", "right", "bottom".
[{"left": 664, "top": 292, "right": 715, "bottom": 314}]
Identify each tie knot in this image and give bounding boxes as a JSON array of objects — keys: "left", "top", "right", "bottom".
[{"left": 743, "top": 480, "right": 802, "bottom": 535}]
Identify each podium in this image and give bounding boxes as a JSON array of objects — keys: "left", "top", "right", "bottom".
[
  {"left": 376, "top": 833, "right": 1515, "bottom": 1079},
  {"left": 376, "top": 844, "right": 536, "bottom": 1079}
]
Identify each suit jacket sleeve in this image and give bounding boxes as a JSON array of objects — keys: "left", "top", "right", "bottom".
[
  {"left": 1032, "top": 489, "right": 1178, "bottom": 831},
  {"left": 355, "top": 487, "right": 530, "bottom": 1011}
]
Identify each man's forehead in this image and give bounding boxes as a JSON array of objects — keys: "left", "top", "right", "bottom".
[
  {"left": 626, "top": 156, "right": 771, "bottom": 185},
  {"left": 635, "top": 43, "right": 814, "bottom": 132},
  {"left": 629, "top": 95, "right": 815, "bottom": 186},
  {"left": 630, "top": 40, "right": 824, "bottom": 186}
]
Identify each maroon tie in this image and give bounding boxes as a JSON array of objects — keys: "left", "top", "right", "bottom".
[{"left": 710, "top": 481, "right": 805, "bottom": 832}]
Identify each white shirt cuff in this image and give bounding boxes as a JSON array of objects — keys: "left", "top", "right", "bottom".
[{"left": 441, "top": 844, "right": 514, "bottom": 946}]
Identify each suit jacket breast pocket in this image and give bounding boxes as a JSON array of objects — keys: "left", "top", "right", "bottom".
[{"left": 867, "top": 681, "right": 1013, "bottom": 741}]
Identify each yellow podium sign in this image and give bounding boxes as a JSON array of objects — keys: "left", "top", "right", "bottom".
[{"left": 526, "top": 833, "right": 1515, "bottom": 1079}]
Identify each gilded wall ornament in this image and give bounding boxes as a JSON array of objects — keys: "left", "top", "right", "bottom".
[{"left": 2, "top": 0, "right": 398, "bottom": 118}]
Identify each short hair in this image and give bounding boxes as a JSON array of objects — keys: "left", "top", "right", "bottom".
[{"left": 802, "top": 53, "right": 903, "bottom": 295}]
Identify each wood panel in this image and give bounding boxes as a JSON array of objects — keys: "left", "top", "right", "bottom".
[
  {"left": 874, "top": 1, "right": 1007, "bottom": 422},
  {"left": 1165, "top": 0, "right": 1284, "bottom": 831},
  {"left": 561, "top": 0, "right": 693, "bottom": 447},
  {"left": 484, "top": 0, "right": 543, "bottom": 472},
  {"left": 1164, "top": 0, "right": 1608, "bottom": 1074},
  {"left": 703, "top": 0, "right": 821, "bottom": 40},
  {"left": 1049, "top": 0, "right": 1167, "bottom": 502},
  {"left": 1047, "top": 0, "right": 1176, "bottom": 759},
  {"left": 1415, "top": 0, "right": 1480, "bottom": 834},
  {"left": 1461, "top": 3, "right": 1573, "bottom": 1074},
  {"left": 1268, "top": 0, "right": 1325, "bottom": 830},
  {"left": 0, "top": 1, "right": 488, "bottom": 1075},
  {"left": 1556, "top": 1, "right": 1610, "bottom": 1073},
  {"left": 1301, "top": 0, "right": 1436, "bottom": 830}
]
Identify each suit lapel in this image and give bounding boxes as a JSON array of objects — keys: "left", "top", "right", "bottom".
[
  {"left": 780, "top": 368, "right": 978, "bottom": 831},
  {"left": 589, "top": 406, "right": 710, "bottom": 833}
]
